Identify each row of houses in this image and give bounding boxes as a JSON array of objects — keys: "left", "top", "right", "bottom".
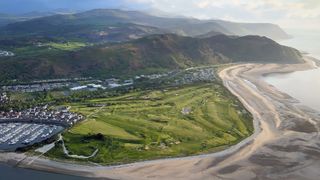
[
  {"left": 0, "top": 105, "right": 83, "bottom": 127},
  {"left": 174, "top": 68, "right": 216, "bottom": 85},
  {"left": 1, "top": 68, "right": 215, "bottom": 93},
  {"left": 2, "top": 82, "right": 77, "bottom": 92},
  {"left": 1, "top": 78, "right": 134, "bottom": 93}
]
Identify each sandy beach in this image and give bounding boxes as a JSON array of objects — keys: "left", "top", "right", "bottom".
[{"left": 1, "top": 56, "right": 320, "bottom": 180}]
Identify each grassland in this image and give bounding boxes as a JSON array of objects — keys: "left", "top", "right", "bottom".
[
  {"left": 45, "top": 42, "right": 87, "bottom": 51},
  {"left": 47, "top": 83, "right": 253, "bottom": 164},
  {"left": 5, "top": 41, "right": 87, "bottom": 58}
]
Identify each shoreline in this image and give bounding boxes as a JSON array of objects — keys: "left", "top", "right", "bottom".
[{"left": 1, "top": 56, "right": 320, "bottom": 179}]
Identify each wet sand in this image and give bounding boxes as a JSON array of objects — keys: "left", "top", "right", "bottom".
[{"left": 1, "top": 56, "right": 320, "bottom": 180}]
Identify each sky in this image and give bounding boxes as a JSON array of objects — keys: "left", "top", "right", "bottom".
[{"left": 1, "top": 0, "right": 319, "bottom": 30}]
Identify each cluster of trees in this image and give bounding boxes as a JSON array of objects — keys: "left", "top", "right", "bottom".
[
  {"left": 0, "top": 85, "right": 140, "bottom": 111},
  {"left": 82, "top": 133, "right": 124, "bottom": 152}
]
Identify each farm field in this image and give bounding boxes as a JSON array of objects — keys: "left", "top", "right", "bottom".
[{"left": 47, "top": 83, "right": 253, "bottom": 164}]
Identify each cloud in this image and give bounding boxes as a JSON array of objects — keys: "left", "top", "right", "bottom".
[{"left": 127, "top": 0, "right": 320, "bottom": 29}]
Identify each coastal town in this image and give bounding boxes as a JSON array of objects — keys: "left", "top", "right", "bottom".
[
  {"left": 1, "top": 78, "right": 135, "bottom": 93},
  {"left": 0, "top": 105, "right": 83, "bottom": 127},
  {"left": 2, "top": 82, "right": 77, "bottom": 92},
  {"left": 1, "top": 67, "right": 217, "bottom": 93},
  {"left": 173, "top": 67, "right": 217, "bottom": 85},
  {"left": 0, "top": 105, "right": 83, "bottom": 151},
  {"left": 1, "top": 1, "right": 320, "bottom": 179}
]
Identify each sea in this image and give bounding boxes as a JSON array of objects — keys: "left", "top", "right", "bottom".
[
  {"left": 264, "top": 29, "right": 320, "bottom": 112},
  {"left": 0, "top": 163, "right": 95, "bottom": 180}
]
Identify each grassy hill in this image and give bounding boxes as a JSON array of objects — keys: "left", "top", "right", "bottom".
[{"left": 0, "top": 34, "right": 302, "bottom": 82}]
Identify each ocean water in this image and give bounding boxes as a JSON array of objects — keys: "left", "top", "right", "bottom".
[
  {"left": 264, "top": 68, "right": 320, "bottom": 112},
  {"left": 279, "top": 29, "right": 320, "bottom": 60},
  {"left": 0, "top": 163, "right": 94, "bottom": 180},
  {"left": 265, "top": 29, "right": 320, "bottom": 112}
]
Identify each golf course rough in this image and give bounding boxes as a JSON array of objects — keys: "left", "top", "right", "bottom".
[{"left": 47, "top": 83, "right": 253, "bottom": 165}]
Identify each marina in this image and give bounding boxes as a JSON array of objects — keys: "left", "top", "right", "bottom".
[{"left": 0, "top": 123, "right": 64, "bottom": 151}]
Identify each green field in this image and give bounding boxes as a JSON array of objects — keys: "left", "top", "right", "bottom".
[
  {"left": 47, "top": 83, "right": 253, "bottom": 164},
  {"left": 45, "top": 42, "right": 87, "bottom": 51}
]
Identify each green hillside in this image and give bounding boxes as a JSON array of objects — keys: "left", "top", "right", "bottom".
[{"left": 0, "top": 34, "right": 302, "bottom": 83}]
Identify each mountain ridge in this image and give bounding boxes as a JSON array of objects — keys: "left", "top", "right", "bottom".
[
  {"left": 0, "top": 34, "right": 302, "bottom": 82},
  {"left": 0, "top": 9, "right": 291, "bottom": 42}
]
